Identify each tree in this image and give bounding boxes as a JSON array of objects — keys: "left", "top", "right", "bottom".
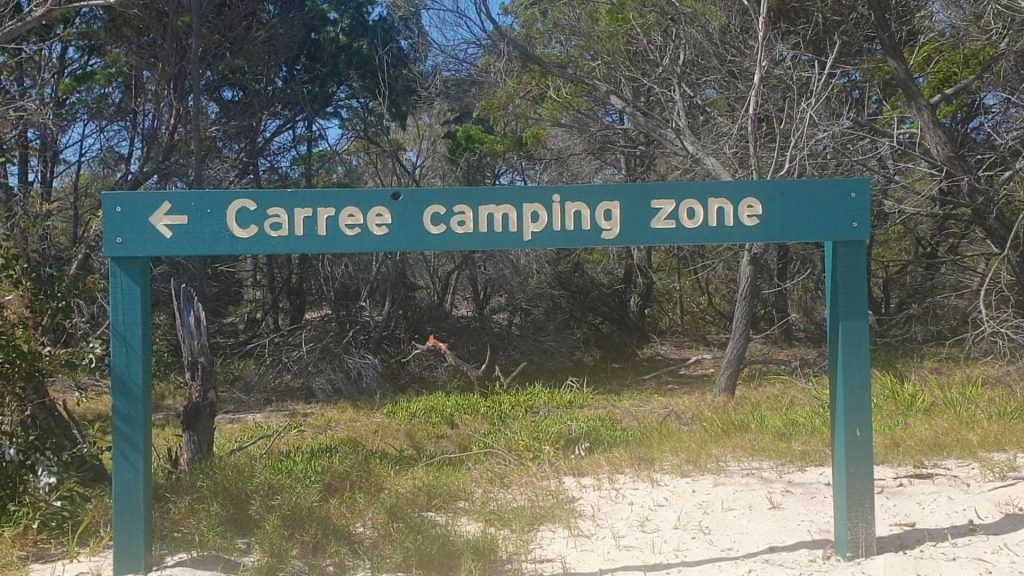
[
  {"left": 429, "top": 0, "right": 851, "bottom": 393},
  {"left": 0, "top": 0, "right": 113, "bottom": 45},
  {"left": 862, "top": 0, "right": 1024, "bottom": 350}
]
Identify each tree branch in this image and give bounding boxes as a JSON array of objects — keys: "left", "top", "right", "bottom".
[
  {"left": 478, "top": 1, "right": 734, "bottom": 181},
  {"left": 0, "top": 0, "right": 115, "bottom": 45},
  {"left": 928, "top": 43, "right": 1006, "bottom": 108},
  {"left": 864, "top": 0, "right": 967, "bottom": 175}
]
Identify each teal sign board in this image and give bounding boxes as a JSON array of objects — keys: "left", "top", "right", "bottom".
[
  {"left": 104, "top": 178, "right": 876, "bottom": 574},
  {"left": 103, "top": 179, "right": 868, "bottom": 256}
]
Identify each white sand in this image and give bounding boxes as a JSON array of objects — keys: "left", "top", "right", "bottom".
[
  {"left": 29, "top": 552, "right": 242, "bottom": 576},
  {"left": 31, "top": 460, "right": 1024, "bottom": 575},
  {"left": 527, "top": 460, "right": 1024, "bottom": 576}
]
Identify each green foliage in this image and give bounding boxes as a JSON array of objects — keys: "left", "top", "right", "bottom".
[
  {"left": 384, "top": 381, "right": 591, "bottom": 425},
  {"left": 915, "top": 42, "right": 998, "bottom": 120},
  {"left": 1, "top": 244, "right": 48, "bottom": 523},
  {"left": 0, "top": 235, "right": 106, "bottom": 543},
  {"left": 0, "top": 211, "right": 105, "bottom": 373},
  {"left": 384, "top": 381, "right": 636, "bottom": 461},
  {"left": 449, "top": 123, "right": 531, "bottom": 160},
  {"left": 0, "top": 311, "right": 44, "bottom": 387},
  {"left": 875, "top": 370, "right": 931, "bottom": 415},
  {"left": 159, "top": 431, "right": 510, "bottom": 574},
  {"left": 876, "top": 41, "right": 1000, "bottom": 125},
  {"left": 57, "top": 67, "right": 125, "bottom": 98}
]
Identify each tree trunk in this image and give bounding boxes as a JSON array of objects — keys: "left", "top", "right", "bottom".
[
  {"left": 0, "top": 138, "right": 10, "bottom": 211},
  {"left": 714, "top": 244, "right": 764, "bottom": 398},
  {"left": 242, "top": 130, "right": 263, "bottom": 332},
  {"left": 14, "top": 59, "right": 30, "bottom": 205},
  {"left": 15, "top": 125, "right": 30, "bottom": 203},
  {"left": 287, "top": 255, "right": 309, "bottom": 328},
  {"left": 772, "top": 244, "right": 794, "bottom": 342},
  {"left": 465, "top": 252, "right": 491, "bottom": 324},
  {"left": 619, "top": 246, "right": 655, "bottom": 348},
  {"left": 676, "top": 249, "right": 685, "bottom": 332},
  {"left": 190, "top": 0, "right": 207, "bottom": 304},
  {"left": 265, "top": 256, "right": 282, "bottom": 332},
  {"left": 38, "top": 128, "right": 53, "bottom": 203},
  {"left": 70, "top": 125, "right": 86, "bottom": 246},
  {"left": 287, "top": 114, "right": 317, "bottom": 328},
  {"left": 171, "top": 283, "right": 216, "bottom": 472},
  {"left": 242, "top": 255, "right": 261, "bottom": 332}
]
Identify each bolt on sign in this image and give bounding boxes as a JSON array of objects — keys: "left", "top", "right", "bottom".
[{"left": 104, "top": 178, "right": 876, "bottom": 574}]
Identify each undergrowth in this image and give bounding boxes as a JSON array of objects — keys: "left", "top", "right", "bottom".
[
  {"left": 4, "top": 359, "right": 1023, "bottom": 574},
  {"left": 0, "top": 536, "right": 23, "bottom": 576}
]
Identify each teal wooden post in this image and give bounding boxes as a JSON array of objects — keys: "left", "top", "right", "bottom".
[
  {"left": 109, "top": 257, "right": 153, "bottom": 575},
  {"left": 825, "top": 241, "right": 876, "bottom": 559}
]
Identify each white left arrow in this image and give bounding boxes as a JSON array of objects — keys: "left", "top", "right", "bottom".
[{"left": 149, "top": 200, "right": 189, "bottom": 238}]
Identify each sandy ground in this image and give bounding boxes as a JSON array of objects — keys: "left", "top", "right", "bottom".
[
  {"left": 28, "top": 553, "right": 241, "bottom": 576},
  {"left": 30, "top": 460, "right": 1024, "bottom": 576},
  {"left": 526, "top": 461, "right": 1024, "bottom": 576}
]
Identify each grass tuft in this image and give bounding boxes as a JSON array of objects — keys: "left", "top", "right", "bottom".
[
  {"left": 9, "top": 358, "right": 1024, "bottom": 573},
  {"left": 0, "top": 535, "right": 25, "bottom": 576}
]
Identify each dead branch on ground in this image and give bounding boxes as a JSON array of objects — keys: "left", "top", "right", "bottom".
[
  {"left": 640, "top": 354, "right": 797, "bottom": 380},
  {"left": 404, "top": 334, "right": 526, "bottom": 386}
]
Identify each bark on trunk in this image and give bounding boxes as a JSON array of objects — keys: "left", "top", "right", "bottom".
[
  {"left": 190, "top": 0, "right": 208, "bottom": 304},
  {"left": 172, "top": 283, "right": 216, "bottom": 472},
  {"left": 714, "top": 0, "right": 770, "bottom": 397},
  {"left": 772, "top": 244, "right": 794, "bottom": 342},
  {"left": 619, "top": 246, "right": 655, "bottom": 348},
  {"left": 14, "top": 59, "right": 30, "bottom": 205},
  {"left": 265, "top": 256, "right": 281, "bottom": 332},
  {"left": 242, "top": 130, "right": 263, "bottom": 332},
  {"left": 70, "top": 125, "right": 87, "bottom": 246},
  {"left": 714, "top": 244, "right": 764, "bottom": 398},
  {"left": 287, "top": 114, "right": 316, "bottom": 328},
  {"left": 287, "top": 255, "right": 310, "bottom": 328},
  {"left": 465, "top": 252, "right": 491, "bottom": 324},
  {"left": 0, "top": 138, "right": 9, "bottom": 211},
  {"left": 676, "top": 249, "right": 685, "bottom": 332}
]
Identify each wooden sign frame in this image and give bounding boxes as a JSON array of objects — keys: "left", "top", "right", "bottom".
[{"left": 105, "top": 178, "right": 875, "bottom": 574}]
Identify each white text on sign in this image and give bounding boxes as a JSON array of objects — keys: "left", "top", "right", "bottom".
[{"left": 223, "top": 196, "right": 763, "bottom": 241}]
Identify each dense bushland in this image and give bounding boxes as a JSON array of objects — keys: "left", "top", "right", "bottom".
[{"left": 2, "top": 0, "right": 1023, "bottom": 566}]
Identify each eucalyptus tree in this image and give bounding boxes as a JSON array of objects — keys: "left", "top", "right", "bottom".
[
  {"left": 860, "top": 0, "right": 1024, "bottom": 352},
  {"left": 773, "top": 0, "right": 1024, "bottom": 351},
  {"left": 427, "top": 0, "right": 853, "bottom": 394},
  {"left": 197, "top": 0, "right": 421, "bottom": 331}
]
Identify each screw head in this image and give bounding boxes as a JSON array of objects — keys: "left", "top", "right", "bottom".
[
  {"left": 116, "top": 206, "right": 122, "bottom": 212},
  {"left": 852, "top": 222, "right": 859, "bottom": 228},
  {"left": 850, "top": 192, "right": 857, "bottom": 198},
  {"left": 116, "top": 237, "right": 123, "bottom": 243}
]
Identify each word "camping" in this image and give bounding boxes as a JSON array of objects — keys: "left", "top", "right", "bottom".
[{"left": 423, "top": 195, "right": 620, "bottom": 241}]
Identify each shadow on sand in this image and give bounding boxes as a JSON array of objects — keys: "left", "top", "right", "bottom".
[
  {"left": 158, "top": 553, "right": 245, "bottom": 574},
  {"left": 549, "top": 513, "right": 1024, "bottom": 576}
]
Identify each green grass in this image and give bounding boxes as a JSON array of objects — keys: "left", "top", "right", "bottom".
[
  {"left": 0, "top": 535, "right": 25, "bottom": 576},
  {"left": 6, "top": 357, "right": 1024, "bottom": 573}
]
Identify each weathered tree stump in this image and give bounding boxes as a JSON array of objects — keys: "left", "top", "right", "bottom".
[{"left": 171, "top": 283, "right": 216, "bottom": 472}]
